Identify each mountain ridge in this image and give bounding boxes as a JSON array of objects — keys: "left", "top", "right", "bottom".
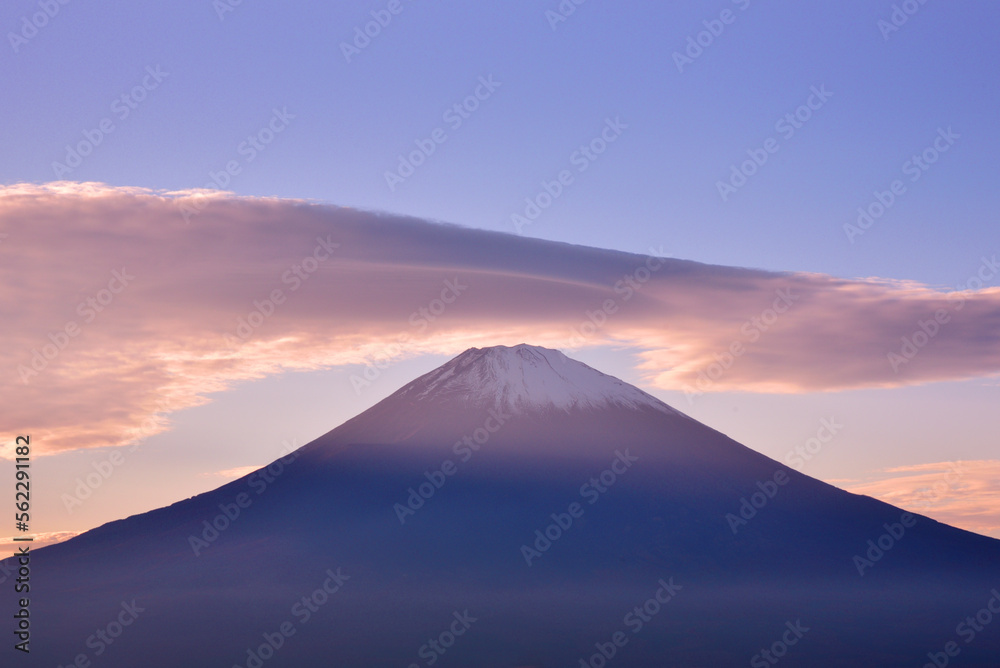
[{"left": 9, "top": 344, "right": 1000, "bottom": 667}]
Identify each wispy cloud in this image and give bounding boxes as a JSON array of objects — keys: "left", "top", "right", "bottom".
[
  {"left": 202, "top": 465, "right": 261, "bottom": 479},
  {"left": 2, "top": 182, "right": 999, "bottom": 456},
  {"left": 0, "top": 530, "right": 81, "bottom": 552},
  {"left": 837, "top": 460, "right": 1000, "bottom": 539}
]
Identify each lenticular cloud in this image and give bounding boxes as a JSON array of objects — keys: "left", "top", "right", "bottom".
[{"left": 2, "top": 182, "right": 999, "bottom": 455}]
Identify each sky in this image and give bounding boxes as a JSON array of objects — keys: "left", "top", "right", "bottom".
[{"left": 1, "top": 0, "right": 998, "bottom": 547}]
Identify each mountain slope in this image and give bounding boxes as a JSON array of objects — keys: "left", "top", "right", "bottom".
[{"left": 8, "top": 345, "right": 1000, "bottom": 667}]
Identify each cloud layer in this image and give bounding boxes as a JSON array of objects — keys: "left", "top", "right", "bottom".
[
  {"left": 3, "top": 182, "right": 1000, "bottom": 455},
  {"left": 839, "top": 460, "right": 1000, "bottom": 539}
]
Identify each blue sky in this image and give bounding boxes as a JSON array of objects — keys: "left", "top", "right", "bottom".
[{"left": 3, "top": 0, "right": 997, "bottom": 284}]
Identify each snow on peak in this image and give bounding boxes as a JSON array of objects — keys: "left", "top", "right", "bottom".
[{"left": 402, "top": 344, "right": 679, "bottom": 416}]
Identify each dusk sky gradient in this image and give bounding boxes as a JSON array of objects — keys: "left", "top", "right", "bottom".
[{"left": 1, "top": 0, "right": 998, "bottom": 548}]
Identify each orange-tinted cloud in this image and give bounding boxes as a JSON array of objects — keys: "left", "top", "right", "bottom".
[
  {"left": 2, "top": 182, "right": 999, "bottom": 455},
  {"left": 837, "top": 460, "right": 1000, "bottom": 539},
  {"left": 202, "top": 465, "right": 263, "bottom": 479},
  {"left": 0, "top": 531, "right": 81, "bottom": 553}
]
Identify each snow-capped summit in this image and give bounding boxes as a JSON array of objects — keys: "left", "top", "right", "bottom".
[{"left": 398, "top": 344, "right": 679, "bottom": 416}]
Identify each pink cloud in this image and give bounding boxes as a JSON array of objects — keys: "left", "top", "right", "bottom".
[
  {"left": 838, "top": 460, "right": 1000, "bottom": 539},
  {"left": 0, "top": 531, "right": 81, "bottom": 553},
  {"left": 202, "top": 465, "right": 263, "bottom": 479},
  {"left": 2, "top": 182, "right": 999, "bottom": 455}
]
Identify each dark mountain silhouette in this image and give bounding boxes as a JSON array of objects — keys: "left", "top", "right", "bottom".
[{"left": 8, "top": 344, "right": 999, "bottom": 666}]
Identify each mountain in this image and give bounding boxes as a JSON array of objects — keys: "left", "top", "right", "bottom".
[{"left": 7, "top": 344, "right": 1000, "bottom": 667}]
